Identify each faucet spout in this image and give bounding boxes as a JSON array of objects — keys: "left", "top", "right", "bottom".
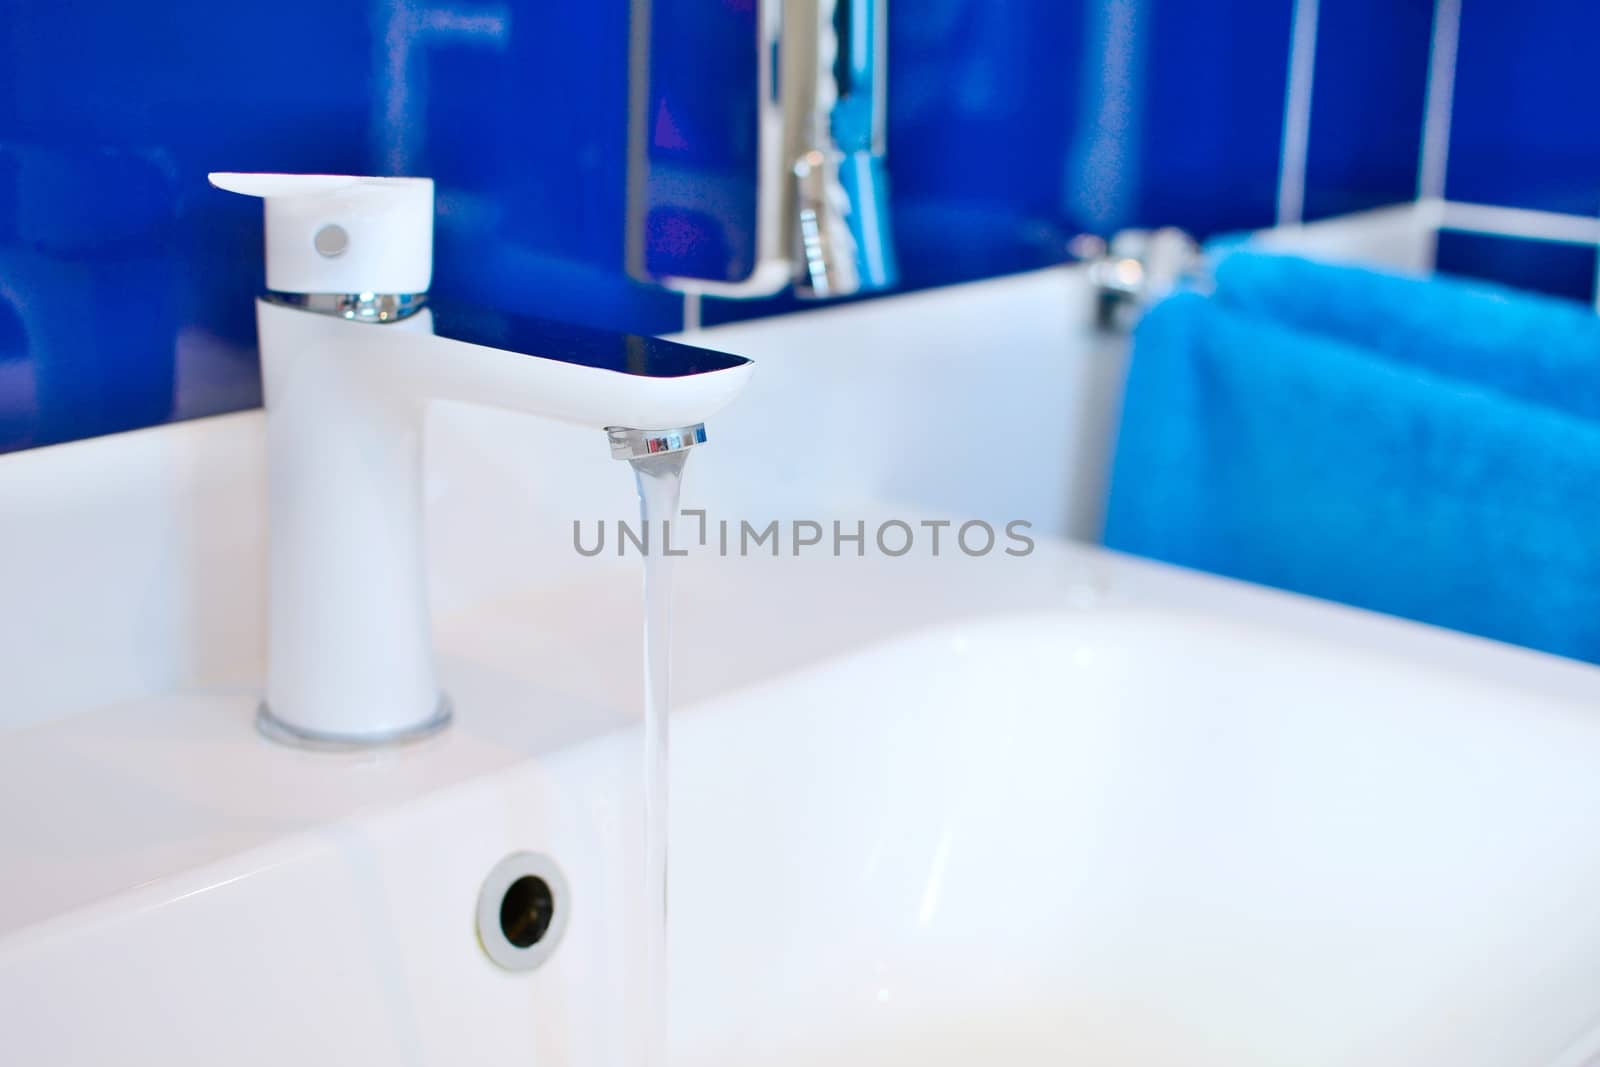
[
  {"left": 249, "top": 296, "right": 750, "bottom": 749},
  {"left": 431, "top": 301, "right": 750, "bottom": 428}
]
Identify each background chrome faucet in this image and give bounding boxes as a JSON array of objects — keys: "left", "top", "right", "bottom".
[
  {"left": 774, "top": 0, "right": 900, "bottom": 297},
  {"left": 626, "top": 0, "right": 897, "bottom": 301},
  {"left": 212, "top": 173, "right": 753, "bottom": 748}
]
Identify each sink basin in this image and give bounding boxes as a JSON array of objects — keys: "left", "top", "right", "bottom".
[
  {"left": 3, "top": 256, "right": 1600, "bottom": 1065},
  {"left": 672, "top": 607, "right": 1600, "bottom": 1066},
  {"left": 6, "top": 542, "right": 1600, "bottom": 1066}
]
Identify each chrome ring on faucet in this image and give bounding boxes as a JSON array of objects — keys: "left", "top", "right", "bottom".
[
  {"left": 262, "top": 290, "right": 430, "bottom": 323},
  {"left": 605, "top": 424, "right": 707, "bottom": 460},
  {"left": 255, "top": 696, "right": 453, "bottom": 751}
]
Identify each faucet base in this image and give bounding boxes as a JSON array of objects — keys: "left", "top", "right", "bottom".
[{"left": 255, "top": 695, "right": 454, "bottom": 752}]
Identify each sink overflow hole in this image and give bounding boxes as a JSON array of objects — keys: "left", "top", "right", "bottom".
[
  {"left": 500, "top": 875, "right": 554, "bottom": 948},
  {"left": 476, "top": 851, "right": 570, "bottom": 972}
]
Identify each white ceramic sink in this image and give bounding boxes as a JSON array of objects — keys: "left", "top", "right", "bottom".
[
  {"left": 6, "top": 543, "right": 1600, "bottom": 1066},
  {"left": 677, "top": 610, "right": 1600, "bottom": 1066},
  {"left": 4, "top": 245, "right": 1600, "bottom": 1065}
]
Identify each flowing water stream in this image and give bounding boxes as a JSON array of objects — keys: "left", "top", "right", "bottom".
[{"left": 627, "top": 449, "right": 690, "bottom": 1067}]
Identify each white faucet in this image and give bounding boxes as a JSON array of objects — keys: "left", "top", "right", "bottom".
[{"left": 211, "top": 172, "right": 753, "bottom": 749}]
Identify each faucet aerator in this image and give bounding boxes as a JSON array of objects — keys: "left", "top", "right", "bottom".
[{"left": 606, "top": 424, "right": 708, "bottom": 461}]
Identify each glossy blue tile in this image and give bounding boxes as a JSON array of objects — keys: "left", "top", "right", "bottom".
[
  {"left": 0, "top": 0, "right": 1483, "bottom": 452},
  {"left": 1302, "top": 0, "right": 1433, "bottom": 220},
  {"left": 889, "top": 0, "right": 1083, "bottom": 284},
  {"left": 1446, "top": 0, "right": 1600, "bottom": 215},
  {"left": 629, "top": 0, "right": 761, "bottom": 286},
  {"left": 1434, "top": 230, "right": 1597, "bottom": 305},
  {"left": 1133, "top": 0, "right": 1294, "bottom": 237}
]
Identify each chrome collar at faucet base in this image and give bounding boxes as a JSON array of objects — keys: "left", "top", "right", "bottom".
[
  {"left": 255, "top": 696, "right": 454, "bottom": 751},
  {"left": 263, "top": 290, "right": 430, "bottom": 324}
]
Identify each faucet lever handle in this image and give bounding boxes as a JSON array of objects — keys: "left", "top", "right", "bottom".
[
  {"left": 209, "top": 172, "right": 435, "bottom": 296},
  {"left": 209, "top": 173, "right": 370, "bottom": 199}
]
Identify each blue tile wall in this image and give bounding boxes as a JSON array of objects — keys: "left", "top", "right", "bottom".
[
  {"left": 1446, "top": 0, "right": 1600, "bottom": 217},
  {"left": 1130, "top": 0, "right": 1294, "bottom": 237},
  {"left": 0, "top": 0, "right": 1499, "bottom": 453},
  {"left": 1301, "top": 0, "right": 1433, "bottom": 221},
  {"left": 1434, "top": 231, "right": 1598, "bottom": 305},
  {"left": 1434, "top": 0, "right": 1600, "bottom": 301},
  {"left": 888, "top": 2, "right": 1085, "bottom": 287},
  {"left": 631, "top": 0, "right": 762, "bottom": 287}
]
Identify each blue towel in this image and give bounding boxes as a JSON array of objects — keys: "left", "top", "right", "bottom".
[
  {"left": 1212, "top": 250, "right": 1600, "bottom": 421},
  {"left": 1103, "top": 255, "right": 1600, "bottom": 663}
]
